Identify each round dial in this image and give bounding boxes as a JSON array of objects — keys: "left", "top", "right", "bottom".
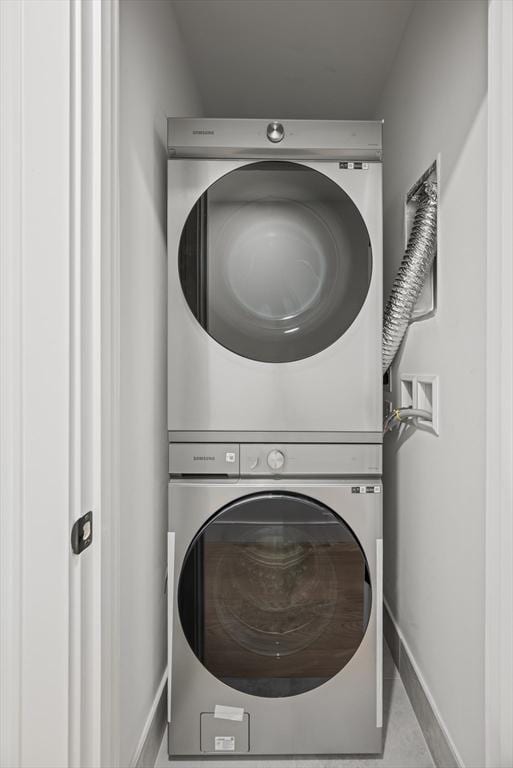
[
  {"left": 266, "top": 121, "right": 285, "bottom": 143},
  {"left": 267, "top": 449, "right": 285, "bottom": 470}
]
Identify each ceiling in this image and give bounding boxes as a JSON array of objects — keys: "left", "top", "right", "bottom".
[{"left": 171, "top": 0, "right": 415, "bottom": 120}]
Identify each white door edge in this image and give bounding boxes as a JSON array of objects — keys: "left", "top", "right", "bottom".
[
  {"left": 97, "top": 0, "right": 122, "bottom": 766},
  {"left": 485, "top": 2, "right": 513, "bottom": 767},
  {"left": 0, "top": 2, "right": 23, "bottom": 764}
]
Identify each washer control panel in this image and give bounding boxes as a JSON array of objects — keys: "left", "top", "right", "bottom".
[
  {"left": 240, "top": 444, "right": 382, "bottom": 476},
  {"left": 170, "top": 443, "right": 382, "bottom": 477}
]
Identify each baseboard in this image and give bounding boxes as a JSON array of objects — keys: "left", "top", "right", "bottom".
[
  {"left": 129, "top": 610, "right": 460, "bottom": 768},
  {"left": 383, "top": 600, "right": 463, "bottom": 768},
  {"left": 130, "top": 671, "right": 167, "bottom": 768}
]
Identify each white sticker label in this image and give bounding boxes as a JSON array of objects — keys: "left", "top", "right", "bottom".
[
  {"left": 374, "top": 486, "right": 381, "bottom": 494},
  {"left": 215, "top": 736, "right": 235, "bottom": 752},
  {"left": 225, "top": 452, "right": 236, "bottom": 463},
  {"left": 214, "top": 704, "right": 244, "bottom": 721},
  {"left": 360, "top": 486, "right": 366, "bottom": 494}
]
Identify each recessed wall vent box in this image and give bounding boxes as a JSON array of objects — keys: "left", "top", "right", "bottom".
[
  {"left": 399, "top": 374, "right": 439, "bottom": 435},
  {"left": 405, "top": 158, "right": 439, "bottom": 322}
]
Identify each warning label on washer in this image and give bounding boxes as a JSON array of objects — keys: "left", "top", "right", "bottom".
[
  {"left": 214, "top": 704, "right": 244, "bottom": 721},
  {"left": 215, "top": 736, "right": 235, "bottom": 752},
  {"left": 352, "top": 486, "right": 381, "bottom": 494}
]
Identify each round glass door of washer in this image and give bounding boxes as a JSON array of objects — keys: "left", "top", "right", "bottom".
[
  {"left": 178, "top": 162, "right": 372, "bottom": 363},
  {"left": 178, "top": 492, "right": 371, "bottom": 698}
]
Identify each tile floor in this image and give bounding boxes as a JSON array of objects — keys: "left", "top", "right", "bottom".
[{"left": 155, "top": 643, "right": 434, "bottom": 768}]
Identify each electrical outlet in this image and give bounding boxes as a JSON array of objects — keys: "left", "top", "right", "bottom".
[
  {"left": 416, "top": 375, "right": 439, "bottom": 434},
  {"left": 399, "top": 374, "right": 439, "bottom": 435},
  {"left": 400, "top": 376, "right": 414, "bottom": 409}
]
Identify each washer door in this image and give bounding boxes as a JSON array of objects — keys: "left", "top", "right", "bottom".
[
  {"left": 178, "top": 492, "right": 371, "bottom": 698},
  {"left": 178, "top": 162, "right": 372, "bottom": 363}
]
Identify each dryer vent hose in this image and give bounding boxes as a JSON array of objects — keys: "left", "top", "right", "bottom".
[{"left": 382, "top": 181, "right": 438, "bottom": 373}]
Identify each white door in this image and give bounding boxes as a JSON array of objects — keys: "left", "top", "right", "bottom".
[{"left": 0, "top": 1, "right": 116, "bottom": 766}]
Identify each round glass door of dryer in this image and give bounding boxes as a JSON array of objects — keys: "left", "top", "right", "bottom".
[
  {"left": 177, "top": 492, "right": 371, "bottom": 698},
  {"left": 178, "top": 162, "right": 372, "bottom": 363}
]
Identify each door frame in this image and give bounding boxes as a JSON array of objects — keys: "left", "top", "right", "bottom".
[
  {"left": 485, "top": 1, "right": 513, "bottom": 767},
  {"left": 0, "top": 2, "right": 24, "bottom": 762},
  {"left": 97, "top": 0, "right": 121, "bottom": 765}
]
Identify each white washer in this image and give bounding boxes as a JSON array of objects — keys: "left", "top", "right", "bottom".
[
  {"left": 167, "top": 442, "right": 383, "bottom": 756},
  {"left": 167, "top": 119, "right": 383, "bottom": 442}
]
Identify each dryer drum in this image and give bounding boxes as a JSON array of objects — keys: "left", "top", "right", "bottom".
[{"left": 178, "top": 162, "right": 372, "bottom": 364}]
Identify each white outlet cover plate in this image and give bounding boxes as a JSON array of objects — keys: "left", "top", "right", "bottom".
[{"left": 399, "top": 373, "right": 439, "bottom": 435}]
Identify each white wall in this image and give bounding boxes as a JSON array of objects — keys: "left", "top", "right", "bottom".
[
  {"left": 378, "top": 1, "right": 488, "bottom": 766},
  {"left": 119, "top": 2, "right": 201, "bottom": 764}
]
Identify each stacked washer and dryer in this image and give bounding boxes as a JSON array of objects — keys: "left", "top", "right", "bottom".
[{"left": 167, "top": 119, "right": 383, "bottom": 757}]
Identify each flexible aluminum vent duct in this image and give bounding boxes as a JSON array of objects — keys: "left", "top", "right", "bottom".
[{"left": 382, "top": 181, "right": 437, "bottom": 372}]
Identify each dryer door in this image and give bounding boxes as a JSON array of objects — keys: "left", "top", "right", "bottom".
[
  {"left": 178, "top": 161, "right": 372, "bottom": 363},
  {"left": 178, "top": 492, "right": 371, "bottom": 698}
]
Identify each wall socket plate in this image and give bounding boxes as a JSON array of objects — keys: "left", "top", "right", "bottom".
[{"left": 399, "top": 374, "right": 439, "bottom": 435}]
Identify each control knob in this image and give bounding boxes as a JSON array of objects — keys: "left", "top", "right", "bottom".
[
  {"left": 266, "top": 121, "right": 285, "bottom": 143},
  {"left": 267, "top": 449, "right": 285, "bottom": 471}
]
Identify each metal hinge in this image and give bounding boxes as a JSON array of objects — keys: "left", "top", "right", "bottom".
[{"left": 71, "top": 511, "right": 93, "bottom": 554}]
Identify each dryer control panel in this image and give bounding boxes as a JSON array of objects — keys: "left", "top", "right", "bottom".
[
  {"left": 170, "top": 443, "right": 240, "bottom": 476},
  {"left": 169, "top": 443, "right": 381, "bottom": 477}
]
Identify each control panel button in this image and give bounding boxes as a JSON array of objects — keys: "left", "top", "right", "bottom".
[
  {"left": 267, "top": 449, "right": 285, "bottom": 470},
  {"left": 266, "top": 121, "right": 285, "bottom": 143}
]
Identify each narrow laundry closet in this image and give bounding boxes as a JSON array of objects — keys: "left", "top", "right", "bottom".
[{"left": 119, "top": 2, "right": 488, "bottom": 767}]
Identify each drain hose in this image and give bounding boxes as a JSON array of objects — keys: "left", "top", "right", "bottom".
[
  {"left": 382, "top": 181, "right": 438, "bottom": 373},
  {"left": 384, "top": 407, "right": 432, "bottom": 434}
]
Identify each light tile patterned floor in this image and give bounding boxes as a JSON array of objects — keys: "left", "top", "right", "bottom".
[{"left": 155, "top": 643, "right": 434, "bottom": 768}]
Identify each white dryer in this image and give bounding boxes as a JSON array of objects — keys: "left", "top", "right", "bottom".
[{"left": 167, "top": 119, "right": 382, "bottom": 442}]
